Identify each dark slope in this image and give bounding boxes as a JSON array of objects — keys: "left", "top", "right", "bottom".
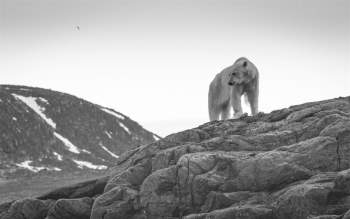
[{"left": 0, "top": 85, "right": 159, "bottom": 176}]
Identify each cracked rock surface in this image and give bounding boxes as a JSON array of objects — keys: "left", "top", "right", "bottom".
[{"left": 1, "top": 96, "right": 350, "bottom": 219}]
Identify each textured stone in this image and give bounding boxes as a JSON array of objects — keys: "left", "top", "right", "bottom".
[
  {"left": 46, "top": 197, "right": 93, "bottom": 219},
  {"left": 184, "top": 204, "right": 273, "bottom": 219},
  {"left": 90, "top": 186, "right": 139, "bottom": 219},
  {"left": 5, "top": 96, "right": 350, "bottom": 219},
  {"left": 0, "top": 198, "right": 54, "bottom": 219},
  {"left": 37, "top": 176, "right": 108, "bottom": 200}
]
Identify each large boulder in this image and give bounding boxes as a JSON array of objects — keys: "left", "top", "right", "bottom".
[
  {"left": 46, "top": 197, "right": 93, "bottom": 219},
  {"left": 0, "top": 198, "right": 54, "bottom": 219},
  {"left": 37, "top": 176, "right": 108, "bottom": 200},
  {"left": 2, "top": 96, "right": 350, "bottom": 219}
]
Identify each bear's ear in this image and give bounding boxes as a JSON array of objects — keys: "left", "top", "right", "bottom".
[{"left": 243, "top": 61, "right": 248, "bottom": 67}]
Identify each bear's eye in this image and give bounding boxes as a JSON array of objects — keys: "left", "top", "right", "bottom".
[{"left": 232, "top": 72, "right": 237, "bottom": 76}]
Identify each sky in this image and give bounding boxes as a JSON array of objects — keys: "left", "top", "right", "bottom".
[{"left": 1, "top": 0, "right": 349, "bottom": 137}]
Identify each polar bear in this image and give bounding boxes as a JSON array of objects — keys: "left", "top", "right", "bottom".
[{"left": 208, "top": 57, "right": 259, "bottom": 121}]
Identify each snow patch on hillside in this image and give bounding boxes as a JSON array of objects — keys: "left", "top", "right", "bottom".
[
  {"left": 54, "top": 132, "right": 80, "bottom": 154},
  {"left": 16, "top": 160, "right": 61, "bottom": 172},
  {"left": 72, "top": 160, "right": 107, "bottom": 170},
  {"left": 105, "top": 131, "right": 112, "bottom": 139},
  {"left": 81, "top": 149, "right": 92, "bottom": 154},
  {"left": 153, "top": 134, "right": 160, "bottom": 141},
  {"left": 99, "top": 143, "right": 119, "bottom": 159},
  {"left": 101, "top": 108, "right": 125, "bottom": 120},
  {"left": 53, "top": 152, "right": 63, "bottom": 161},
  {"left": 18, "top": 88, "right": 30, "bottom": 91},
  {"left": 38, "top": 97, "right": 49, "bottom": 104},
  {"left": 119, "top": 122, "right": 131, "bottom": 134},
  {"left": 12, "top": 94, "right": 87, "bottom": 155},
  {"left": 12, "top": 94, "right": 56, "bottom": 129}
]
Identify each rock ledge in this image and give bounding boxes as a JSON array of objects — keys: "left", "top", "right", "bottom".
[{"left": 1, "top": 96, "right": 350, "bottom": 219}]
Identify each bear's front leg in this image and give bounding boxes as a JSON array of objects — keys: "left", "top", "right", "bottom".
[{"left": 232, "top": 92, "right": 243, "bottom": 119}]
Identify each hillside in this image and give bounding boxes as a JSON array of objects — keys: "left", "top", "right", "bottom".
[
  {"left": 0, "top": 85, "right": 159, "bottom": 177},
  {"left": 1, "top": 96, "right": 350, "bottom": 219}
]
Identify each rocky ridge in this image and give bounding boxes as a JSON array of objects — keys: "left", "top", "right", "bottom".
[
  {"left": 0, "top": 85, "right": 159, "bottom": 177},
  {"left": 1, "top": 96, "right": 350, "bottom": 219}
]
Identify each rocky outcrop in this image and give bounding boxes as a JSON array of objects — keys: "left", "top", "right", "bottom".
[
  {"left": 36, "top": 176, "right": 108, "bottom": 200},
  {"left": 1, "top": 96, "right": 350, "bottom": 219},
  {"left": 0, "top": 85, "right": 158, "bottom": 177},
  {"left": 46, "top": 197, "right": 93, "bottom": 219},
  {"left": 0, "top": 198, "right": 54, "bottom": 219}
]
